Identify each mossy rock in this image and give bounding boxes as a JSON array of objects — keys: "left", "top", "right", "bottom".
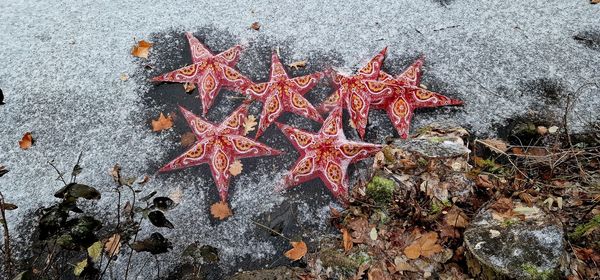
[{"left": 366, "top": 176, "right": 396, "bottom": 204}]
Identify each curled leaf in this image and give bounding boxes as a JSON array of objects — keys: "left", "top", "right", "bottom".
[
  {"left": 104, "top": 233, "right": 122, "bottom": 258},
  {"left": 288, "top": 60, "right": 307, "bottom": 70},
  {"left": 284, "top": 241, "right": 307, "bottom": 261},
  {"left": 341, "top": 228, "right": 353, "bottom": 252},
  {"left": 250, "top": 22, "right": 261, "bottom": 30},
  {"left": 19, "top": 132, "right": 33, "bottom": 150},
  {"left": 131, "top": 232, "right": 172, "bottom": 255},
  {"left": 131, "top": 40, "right": 153, "bottom": 58},
  {"left": 148, "top": 210, "right": 174, "bottom": 229}
]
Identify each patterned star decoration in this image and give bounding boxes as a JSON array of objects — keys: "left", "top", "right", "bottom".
[
  {"left": 276, "top": 107, "right": 382, "bottom": 201},
  {"left": 372, "top": 56, "right": 463, "bottom": 138},
  {"left": 152, "top": 32, "right": 251, "bottom": 116},
  {"left": 244, "top": 51, "right": 324, "bottom": 139},
  {"left": 318, "top": 49, "right": 463, "bottom": 139},
  {"left": 158, "top": 103, "right": 282, "bottom": 202}
]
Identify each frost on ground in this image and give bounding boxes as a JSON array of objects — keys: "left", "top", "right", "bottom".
[{"left": 0, "top": 0, "right": 599, "bottom": 278}]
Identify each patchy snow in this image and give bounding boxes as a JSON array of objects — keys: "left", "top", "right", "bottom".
[{"left": 0, "top": 0, "right": 598, "bottom": 278}]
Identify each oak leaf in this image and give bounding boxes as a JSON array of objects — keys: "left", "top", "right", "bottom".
[
  {"left": 341, "top": 228, "right": 353, "bottom": 251},
  {"left": 210, "top": 201, "right": 232, "bottom": 220},
  {"left": 403, "top": 232, "right": 442, "bottom": 259},
  {"left": 104, "top": 233, "right": 122, "bottom": 258},
  {"left": 151, "top": 113, "right": 173, "bottom": 132},
  {"left": 19, "top": 132, "right": 33, "bottom": 149},
  {"left": 243, "top": 115, "right": 257, "bottom": 135},
  {"left": 131, "top": 40, "right": 153, "bottom": 58},
  {"left": 284, "top": 241, "right": 307, "bottom": 261}
]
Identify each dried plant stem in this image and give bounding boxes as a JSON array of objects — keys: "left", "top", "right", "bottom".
[{"left": 0, "top": 192, "right": 13, "bottom": 277}]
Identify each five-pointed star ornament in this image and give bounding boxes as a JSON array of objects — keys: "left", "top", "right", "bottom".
[
  {"left": 158, "top": 103, "right": 282, "bottom": 202},
  {"left": 243, "top": 51, "right": 324, "bottom": 139},
  {"left": 277, "top": 107, "right": 382, "bottom": 201},
  {"left": 152, "top": 32, "right": 251, "bottom": 116},
  {"left": 371, "top": 56, "right": 463, "bottom": 138},
  {"left": 318, "top": 48, "right": 401, "bottom": 139}
]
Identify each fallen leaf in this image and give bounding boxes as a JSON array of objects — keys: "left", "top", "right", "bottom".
[
  {"left": 369, "top": 227, "right": 378, "bottom": 241},
  {"left": 284, "top": 241, "right": 307, "bottom": 261},
  {"left": 593, "top": 0, "right": 600, "bottom": 4},
  {"left": 229, "top": 160, "right": 243, "bottom": 176},
  {"left": 341, "top": 228, "right": 353, "bottom": 251},
  {"left": 479, "top": 139, "right": 509, "bottom": 153},
  {"left": 131, "top": 40, "right": 153, "bottom": 58},
  {"left": 444, "top": 207, "right": 469, "bottom": 228},
  {"left": 137, "top": 175, "right": 150, "bottom": 184},
  {"left": 288, "top": 60, "right": 307, "bottom": 70},
  {"left": 131, "top": 232, "right": 172, "bottom": 254},
  {"left": 243, "top": 115, "right": 257, "bottom": 135},
  {"left": 73, "top": 259, "right": 88, "bottom": 276},
  {"left": 536, "top": 126, "right": 548, "bottom": 135},
  {"left": 87, "top": 241, "right": 103, "bottom": 263},
  {"left": 109, "top": 164, "right": 121, "bottom": 183},
  {"left": 250, "top": 22, "right": 261, "bottom": 30},
  {"left": 210, "top": 201, "right": 232, "bottom": 220},
  {"left": 184, "top": 82, "right": 196, "bottom": 93},
  {"left": 148, "top": 210, "right": 174, "bottom": 229},
  {"left": 151, "top": 113, "right": 173, "bottom": 132},
  {"left": 548, "top": 126, "right": 559, "bottom": 134},
  {"left": 119, "top": 73, "right": 129, "bottom": 81},
  {"left": 19, "top": 132, "right": 33, "bottom": 150},
  {"left": 403, "top": 232, "right": 443, "bottom": 259},
  {"left": 367, "top": 266, "right": 385, "bottom": 280},
  {"left": 180, "top": 132, "right": 196, "bottom": 147},
  {"left": 104, "top": 234, "right": 122, "bottom": 258}
]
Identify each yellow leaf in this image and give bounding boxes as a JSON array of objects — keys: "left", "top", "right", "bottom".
[
  {"left": 183, "top": 82, "right": 196, "bottom": 93},
  {"left": 151, "top": 112, "right": 173, "bottom": 132},
  {"left": 210, "top": 201, "right": 232, "bottom": 220},
  {"left": 288, "top": 60, "right": 307, "bottom": 70},
  {"left": 73, "top": 259, "right": 88, "bottom": 276},
  {"left": 19, "top": 132, "right": 33, "bottom": 150},
  {"left": 87, "top": 241, "right": 103, "bottom": 263},
  {"left": 243, "top": 115, "right": 257, "bottom": 135},
  {"left": 284, "top": 241, "right": 307, "bottom": 261},
  {"left": 341, "top": 228, "right": 353, "bottom": 252},
  {"left": 229, "top": 160, "right": 243, "bottom": 176},
  {"left": 131, "top": 40, "right": 153, "bottom": 58},
  {"left": 104, "top": 234, "right": 122, "bottom": 258}
]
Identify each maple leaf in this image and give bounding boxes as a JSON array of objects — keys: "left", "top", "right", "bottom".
[
  {"left": 341, "top": 228, "right": 353, "bottom": 251},
  {"left": 180, "top": 132, "right": 196, "bottom": 147},
  {"left": 131, "top": 40, "right": 153, "bottom": 58},
  {"left": 229, "top": 160, "right": 243, "bottom": 176},
  {"left": 19, "top": 132, "right": 33, "bottom": 150},
  {"left": 210, "top": 201, "right": 232, "bottom": 220},
  {"left": 104, "top": 233, "right": 122, "bottom": 258},
  {"left": 403, "top": 232, "right": 443, "bottom": 259},
  {"left": 242, "top": 115, "right": 257, "bottom": 135},
  {"left": 288, "top": 60, "right": 307, "bottom": 70},
  {"left": 183, "top": 82, "right": 196, "bottom": 93},
  {"left": 151, "top": 113, "right": 173, "bottom": 132},
  {"left": 284, "top": 241, "right": 307, "bottom": 261}
]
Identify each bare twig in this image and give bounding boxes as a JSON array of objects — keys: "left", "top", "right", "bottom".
[
  {"left": 251, "top": 220, "right": 290, "bottom": 241},
  {"left": 0, "top": 192, "right": 14, "bottom": 277},
  {"left": 47, "top": 160, "right": 68, "bottom": 186}
]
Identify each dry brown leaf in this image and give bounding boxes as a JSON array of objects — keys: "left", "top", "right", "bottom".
[
  {"left": 592, "top": 0, "right": 600, "bottom": 4},
  {"left": 250, "top": 22, "right": 261, "bottom": 30},
  {"left": 341, "top": 228, "right": 353, "bottom": 252},
  {"left": 243, "top": 115, "right": 257, "bottom": 135},
  {"left": 403, "top": 232, "right": 443, "bottom": 259},
  {"left": 229, "top": 160, "right": 243, "bottom": 176},
  {"left": 210, "top": 201, "right": 232, "bottom": 220},
  {"left": 284, "top": 241, "right": 307, "bottom": 261},
  {"left": 479, "top": 138, "right": 509, "bottom": 153},
  {"left": 131, "top": 40, "right": 153, "bottom": 58},
  {"left": 367, "top": 266, "right": 385, "bottom": 280},
  {"left": 444, "top": 207, "right": 469, "bottom": 228},
  {"left": 104, "top": 233, "right": 122, "bottom": 257},
  {"left": 180, "top": 132, "right": 196, "bottom": 147},
  {"left": 151, "top": 112, "right": 173, "bottom": 132},
  {"left": 288, "top": 60, "right": 307, "bottom": 70},
  {"left": 19, "top": 132, "right": 33, "bottom": 150},
  {"left": 137, "top": 175, "right": 150, "bottom": 185},
  {"left": 184, "top": 82, "right": 196, "bottom": 93}
]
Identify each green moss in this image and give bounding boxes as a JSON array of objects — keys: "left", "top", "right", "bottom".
[
  {"left": 569, "top": 214, "right": 600, "bottom": 240},
  {"left": 430, "top": 200, "right": 451, "bottom": 214},
  {"left": 521, "top": 263, "right": 555, "bottom": 280},
  {"left": 366, "top": 176, "right": 396, "bottom": 204}
]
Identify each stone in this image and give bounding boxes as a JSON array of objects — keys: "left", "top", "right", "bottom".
[{"left": 464, "top": 201, "right": 567, "bottom": 279}]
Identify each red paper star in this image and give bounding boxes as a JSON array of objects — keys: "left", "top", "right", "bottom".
[
  {"left": 318, "top": 48, "right": 399, "bottom": 139},
  {"left": 159, "top": 103, "right": 282, "bottom": 202},
  {"left": 244, "top": 52, "right": 324, "bottom": 139},
  {"left": 371, "top": 56, "right": 463, "bottom": 138},
  {"left": 277, "top": 107, "right": 381, "bottom": 201},
  {"left": 152, "top": 32, "right": 251, "bottom": 116}
]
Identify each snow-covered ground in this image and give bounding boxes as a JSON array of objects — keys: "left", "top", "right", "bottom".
[{"left": 0, "top": 0, "right": 599, "bottom": 278}]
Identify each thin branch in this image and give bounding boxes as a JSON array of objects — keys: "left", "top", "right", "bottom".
[{"left": 47, "top": 160, "right": 68, "bottom": 186}]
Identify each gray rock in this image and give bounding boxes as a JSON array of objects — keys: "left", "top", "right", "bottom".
[{"left": 464, "top": 201, "right": 567, "bottom": 279}]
